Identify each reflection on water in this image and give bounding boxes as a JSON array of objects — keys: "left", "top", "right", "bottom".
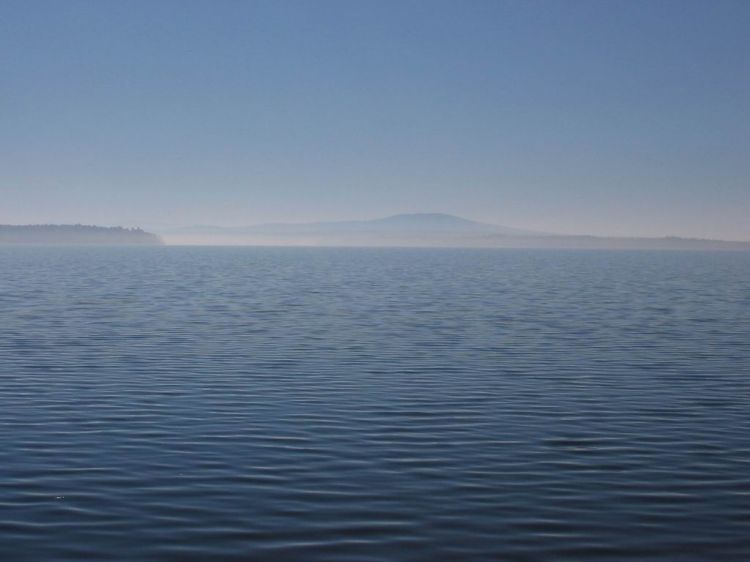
[{"left": 1, "top": 247, "right": 749, "bottom": 561}]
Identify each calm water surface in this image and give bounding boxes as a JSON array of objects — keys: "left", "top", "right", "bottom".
[{"left": 1, "top": 247, "right": 749, "bottom": 561}]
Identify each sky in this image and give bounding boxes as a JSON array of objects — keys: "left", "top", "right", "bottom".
[{"left": 1, "top": 0, "right": 748, "bottom": 239}]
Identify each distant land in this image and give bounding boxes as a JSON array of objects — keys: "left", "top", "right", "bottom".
[
  {"left": 0, "top": 225, "right": 163, "bottom": 245},
  {"left": 2, "top": 217, "right": 747, "bottom": 250},
  {"left": 160, "top": 213, "right": 750, "bottom": 251}
]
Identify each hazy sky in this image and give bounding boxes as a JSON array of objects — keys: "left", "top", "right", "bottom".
[{"left": 2, "top": 0, "right": 748, "bottom": 239}]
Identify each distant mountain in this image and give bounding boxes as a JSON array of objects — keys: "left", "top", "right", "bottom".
[
  {"left": 159, "top": 213, "right": 750, "bottom": 251},
  {"left": 0, "top": 225, "right": 163, "bottom": 245},
  {"left": 344, "top": 213, "right": 542, "bottom": 235},
  {"left": 163, "top": 213, "right": 540, "bottom": 242}
]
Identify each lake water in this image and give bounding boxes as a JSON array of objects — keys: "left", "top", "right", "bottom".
[{"left": 1, "top": 247, "right": 749, "bottom": 561}]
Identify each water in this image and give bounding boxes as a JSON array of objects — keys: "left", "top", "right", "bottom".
[{"left": 1, "top": 247, "right": 749, "bottom": 561}]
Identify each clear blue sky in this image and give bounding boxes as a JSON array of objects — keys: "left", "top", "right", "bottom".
[{"left": 2, "top": 0, "right": 748, "bottom": 239}]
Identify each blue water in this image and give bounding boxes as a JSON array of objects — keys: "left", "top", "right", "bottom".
[{"left": 1, "top": 247, "right": 749, "bottom": 561}]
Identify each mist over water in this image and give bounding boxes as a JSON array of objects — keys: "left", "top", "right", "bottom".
[{"left": 1, "top": 246, "right": 749, "bottom": 561}]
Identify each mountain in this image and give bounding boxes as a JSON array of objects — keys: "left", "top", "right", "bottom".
[
  {"left": 161, "top": 213, "right": 542, "bottom": 245},
  {"left": 0, "top": 225, "right": 163, "bottom": 245},
  {"left": 160, "top": 214, "right": 749, "bottom": 250}
]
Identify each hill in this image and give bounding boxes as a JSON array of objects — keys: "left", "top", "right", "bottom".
[{"left": 160, "top": 214, "right": 749, "bottom": 250}]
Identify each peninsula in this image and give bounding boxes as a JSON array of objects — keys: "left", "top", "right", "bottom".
[{"left": 0, "top": 225, "right": 163, "bottom": 245}]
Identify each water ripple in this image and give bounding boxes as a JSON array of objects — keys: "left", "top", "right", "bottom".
[{"left": 0, "top": 247, "right": 749, "bottom": 561}]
